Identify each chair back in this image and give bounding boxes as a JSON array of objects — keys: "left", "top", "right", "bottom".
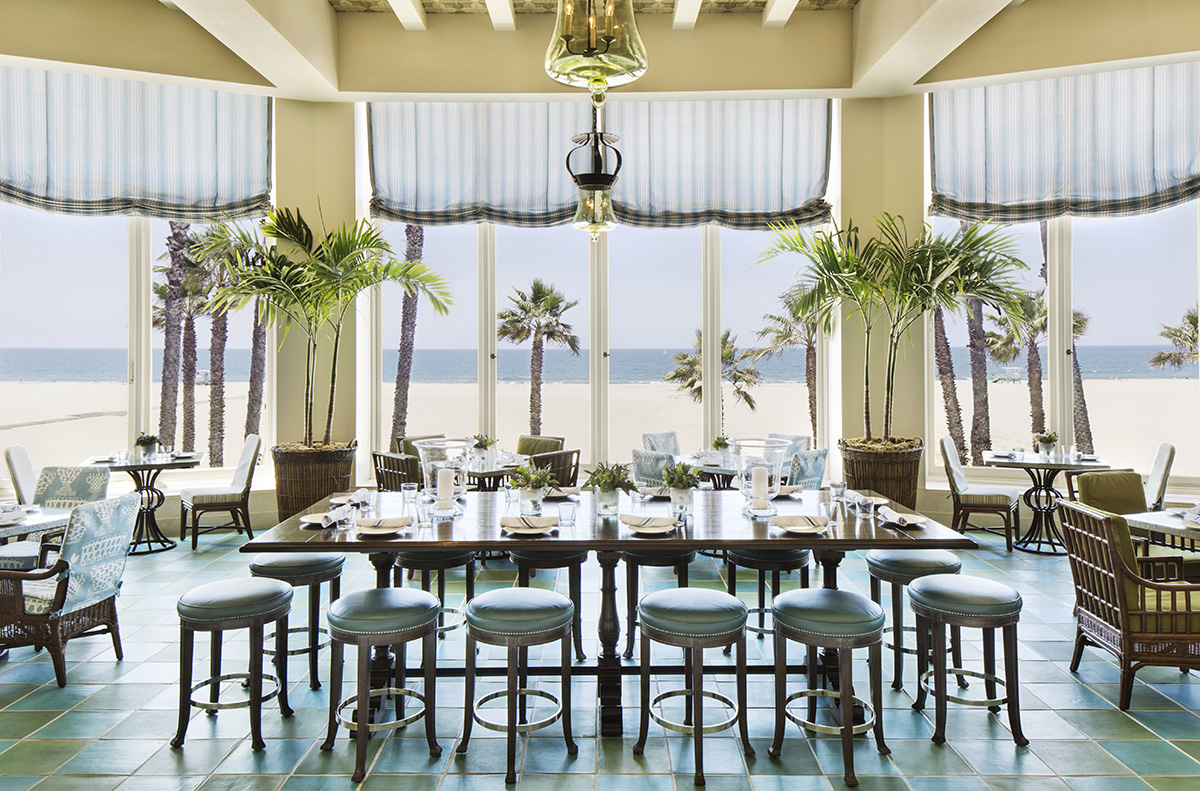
[
  {"left": 787, "top": 448, "right": 828, "bottom": 489},
  {"left": 394, "top": 434, "right": 445, "bottom": 457},
  {"left": 515, "top": 435, "right": 565, "bottom": 457},
  {"left": 372, "top": 451, "right": 420, "bottom": 491},
  {"left": 231, "top": 434, "right": 262, "bottom": 493},
  {"left": 531, "top": 449, "right": 581, "bottom": 487},
  {"left": 33, "top": 467, "right": 110, "bottom": 509},
  {"left": 938, "top": 436, "right": 968, "bottom": 495},
  {"left": 632, "top": 448, "right": 673, "bottom": 487},
  {"left": 51, "top": 493, "right": 140, "bottom": 618},
  {"left": 1146, "top": 442, "right": 1175, "bottom": 510},
  {"left": 1058, "top": 500, "right": 1143, "bottom": 632},
  {"left": 1076, "top": 470, "right": 1148, "bottom": 516},
  {"left": 768, "top": 433, "right": 811, "bottom": 462},
  {"left": 642, "top": 432, "right": 680, "bottom": 456},
  {"left": 5, "top": 444, "right": 35, "bottom": 504}
]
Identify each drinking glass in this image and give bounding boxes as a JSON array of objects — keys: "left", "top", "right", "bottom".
[
  {"left": 557, "top": 501, "right": 577, "bottom": 526},
  {"left": 401, "top": 482, "right": 419, "bottom": 505},
  {"left": 829, "top": 481, "right": 847, "bottom": 502},
  {"left": 859, "top": 497, "right": 878, "bottom": 520},
  {"left": 503, "top": 480, "right": 518, "bottom": 503},
  {"left": 414, "top": 499, "right": 432, "bottom": 529}
]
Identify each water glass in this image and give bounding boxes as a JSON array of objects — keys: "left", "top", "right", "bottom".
[
  {"left": 557, "top": 501, "right": 577, "bottom": 526},
  {"left": 829, "top": 481, "right": 847, "bottom": 502},
  {"left": 859, "top": 497, "right": 878, "bottom": 520},
  {"left": 503, "top": 480, "right": 518, "bottom": 503},
  {"left": 401, "top": 482, "right": 419, "bottom": 504},
  {"left": 414, "top": 499, "right": 432, "bottom": 529}
]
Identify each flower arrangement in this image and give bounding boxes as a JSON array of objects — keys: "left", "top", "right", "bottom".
[
  {"left": 661, "top": 462, "right": 702, "bottom": 490},
  {"left": 711, "top": 436, "right": 730, "bottom": 451},
  {"left": 135, "top": 433, "right": 159, "bottom": 448},
  {"left": 508, "top": 464, "right": 556, "bottom": 491},
  {"left": 583, "top": 461, "right": 638, "bottom": 494},
  {"left": 472, "top": 433, "right": 497, "bottom": 450},
  {"left": 1033, "top": 431, "right": 1058, "bottom": 446}
]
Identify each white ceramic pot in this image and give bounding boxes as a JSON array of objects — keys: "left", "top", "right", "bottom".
[
  {"left": 519, "top": 487, "right": 544, "bottom": 516},
  {"left": 595, "top": 489, "right": 620, "bottom": 516}
]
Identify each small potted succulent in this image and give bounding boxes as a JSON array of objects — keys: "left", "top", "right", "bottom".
[
  {"left": 134, "top": 432, "right": 160, "bottom": 461},
  {"left": 583, "top": 461, "right": 637, "bottom": 516},
  {"left": 509, "top": 464, "right": 556, "bottom": 516},
  {"left": 1033, "top": 431, "right": 1058, "bottom": 457},
  {"left": 471, "top": 433, "right": 497, "bottom": 467},
  {"left": 661, "top": 462, "right": 701, "bottom": 517}
]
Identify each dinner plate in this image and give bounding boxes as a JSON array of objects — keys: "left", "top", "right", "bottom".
[
  {"left": 0, "top": 511, "right": 26, "bottom": 526},
  {"left": 624, "top": 521, "right": 679, "bottom": 535},
  {"left": 502, "top": 525, "right": 558, "bottom": 536},
  {"left": 779, "top": 524, "right": 827, "bottom": 535},
  {"left": 298, "top": 514, "right": 347, "bottom": 528},
  {"left": 355, "top": 524, "right": 410, "bottom": 538}
]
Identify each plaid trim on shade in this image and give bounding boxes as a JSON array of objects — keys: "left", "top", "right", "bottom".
[
  {"left": 369, "top": 98, "right": 832, "bottom": 230},
  {"left": 0, "top": 65, "right": 271, "bottom": 220},
  {"left": 930, "top": 61, "right": 1200, "bottom": 223}
]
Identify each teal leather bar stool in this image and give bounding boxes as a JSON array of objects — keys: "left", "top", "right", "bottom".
[
  {"left": 171, "top": 578, "right": 294, "bottom": 752},
  {"left": 393, "top": 549, "right": 476, "bottom": 636},
  {"left": 509, "top": 549, "right": 587, "bottom": 660},
  {"left": 633, "top": 587, "right": 755, "bottom": 786},
  {"left": 249, "top": 552, "right": 344, "bottom": 690},
  {"left": 909, "top": 574, "right": 1028, "bottom": 747},
  {"left": 866, "top": 549, "right": 962, "bottom": 691},
  {"left": 725, "top": 548, "right": 811, "bottom": 639},
  {"left": 456, "top": 587, "right": 577, "bottom": 785},
  {"left": 320, "top": 587, "right": 442, "bottom": 783},
  {"left": 620, "top": 548, "right": 696, "bottom": 659},
  {"left": 769, "top": 588, "right": 889, "bottom": 788}
]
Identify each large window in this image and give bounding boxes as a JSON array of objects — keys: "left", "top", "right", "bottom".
[
  {"left": 496, "top": 225, "right": 590, "bottom": 458},
  {"left": 380, "top": 224, "right": 478, "bottom": 446},
  {"left": 609, "top": 228, "right": 702, "bottom": 458},
  {"left": 0, "top": 205, "right": 128, "bottom": 469}
]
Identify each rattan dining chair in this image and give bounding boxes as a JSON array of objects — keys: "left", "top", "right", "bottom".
[
  {"left": 939, "top": 436, "right": 1021, "bottom": 552},
  {"left": 372, "top": 451, "right": 421, "bottom": 491},
  {"left": 530, "top": 449, "right": 581, "bottom": 487},
  {"left": 179, "top": 434, "right": 261, "bottom": 550}
]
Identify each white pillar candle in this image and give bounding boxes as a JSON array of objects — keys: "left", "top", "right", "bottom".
[
  {"left": 751, "top": 466, "right": 769, "bottom": 509},
  {"left": 436, "top": 467, "right": 455, "bottom": 508}
]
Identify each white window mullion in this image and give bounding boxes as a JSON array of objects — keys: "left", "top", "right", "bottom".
[
  {"left": 127, "top": 217, "right": 153, "bottom": 447},
  {"left": 590, "top": 233, "right": 609, "bottom": 465},
  {"left": 1046, "top": 216, "right": 1073, "bottom": 451},
  {"left": 478, "top": 223, "right": 498, "bottom": 437},
  {"left": 701, "top": 224, "right": 722, "bottom": 444}
]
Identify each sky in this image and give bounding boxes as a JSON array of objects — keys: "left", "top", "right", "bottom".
[{"left": 1, "top": 200, "right": 1197, "bottom": 351}]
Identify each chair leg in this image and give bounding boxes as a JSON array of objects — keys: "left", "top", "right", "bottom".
[
  {"left": 983, "top": 626, "right": 999, "bottom": 712},
  {"left": 736, "top": 636, "right": 754, "bottom": 756},
  {"left": 931, "top": 620, "right": 948, "bottom": 746},
  {"left": 352, "top": 642, "right": 370, "bottom": 782},
  {"left": 769, "top": 629, "right": 786, "bottom": 758},
  {"left": 249, "top": 623, "right": 265, "bottom": 751},
  {"left": 320, "top": 638, "right": 343, "bottom": 751},
  {"left": 692, "top": 644, "right": 706, "bottom": 787},
  {"left": 180, "top": 502, "right": 188, "bottom": 541},
  {"left": 806, "top": 644, "right": 818, "bottom": 726},
  {"left": 1003, "top": 624, "right": 1028, "bottom": 745},
  {"left": 870, "top": 641, "right": 889, "bottom": 756},
  {"left": 756, "top": 571, "right": 768, "bottom": 637},
  {"left": 505, "top": 644, "right": 518, "bottom": 785},
  {"left": 308, "top": 583, "right": 322, "bottom": 690},
  {"left": 561, "top": 628, "right": 577, "bottom": 755},
  {"left": 1003, "top": 508, "right": 1014, "bottom": 552},
  {"left": 437, "top": 570, "right": 447, "bottom": 635},
  {"left": 456, "top": 635, "right": 476, "bottom": 754},
  {"left": 623, "top": 561, "right": 638, "bottom": 660},
  {"left": 423, "top": 629, "right": 441, "bottom": 757},
  {"left": 208, "top": 632, "right": 223, "bottom": 714},
  {"left": 951, "top": 625, "right": 969, "bottom": 690},
  {"left": 191, "top": 507, "right": 201, "bottom": 551},
  {"left": 889, "top": 581, "right": 904, "bottom": 691},
  {"left": 108, "top": 607, "right": 124, "bottom": 661},
  {"left": 240, "top": 503, "right": 254, "bottom": 540},
  {"left": 171, "top": 626, "right": 194, "bottom": 748},
  {"left": 518, "top": 645, "right": 528, "bottom": 726},
  {"left": 570, "top": 563, "right": 585, "bottom": 661},
  {"left": 724, "top": 563, "right": 737, "bottom": 656},
  {"left": 633, "top": 630, "right": 651, "bottom": 755},
  {"left": 1069, "top": 632, "right": 1089, "bottom": 672},
  {"left": 275, "top": 614, "right": 292, "bottom": 717},
  {"left": 912, "top": 615, "right": 928, "bottom": 711},
  {"left": 839, "top": 645, "right": 857, "bottom": 787}
]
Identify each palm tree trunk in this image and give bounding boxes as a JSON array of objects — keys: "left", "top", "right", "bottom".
[
  {"left": 529, "top": 333, "right": 544, "bottom": 435},
  {"left": 1071, "top": 344, "right": 1094, "bottom": 453},
  {"left": 391, "top": 224, "right": 424, "bottom": 440},
  {"left": 181, "top": 312, "right": 197, "bottom": 452},
  {"left": 966, "top": 298, "right": 991, "bottom": 465},
  {"left": 244, "top": 297, "right": 266, "bottom": 438},
  {"left": 805, "top": 341, "right": 818, "bottom": 440},
  {"left": 861, "top": 326, "right": 873, "bottom": 440},
  {"left": 1026, "top": 337, "right": 1045, "bottom": 435},
  {"left": 158, "top": 221, "right": 188, "bottom": 446},
  {"left": 933, "top": 307, "right": 968, "bottom": 462},
  {"left": 208, "top": 310, "right": 226, "bottom": 467},
  {"left": 323, "top": 328, "right": 341, "bottom": 446}
]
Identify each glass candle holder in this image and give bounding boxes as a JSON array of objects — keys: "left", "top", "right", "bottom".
[
  {"left": 731, "top": 437, "right": 791, "bottom": 518},
  {"left": 413, "top": 437, "right": 472, "bottom": 517}
]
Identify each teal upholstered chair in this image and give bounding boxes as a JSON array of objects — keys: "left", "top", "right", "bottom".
[
  {"left": 631, "top": 448, "right": 673, "bottom": 488},
  {"left": 768, "top": 433, "right": 811, "bottom": 462},
  {"left": 0, "top": 465, "right": 111, "bottom": 571},
  {"left": 0, "top": 492, "right": 140, "bottom": 686},
  {"left": 787, "top": 448, "right": 828, "bottom": 489},
  {"left": 4, "top": 444, "right": 35, "bottom": 504},
  {"left": 642, "top": 431, "right": 681, "bottom": 456}
]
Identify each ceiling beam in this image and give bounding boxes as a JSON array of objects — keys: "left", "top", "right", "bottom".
[
  {"left": 852, "top": 0, "right": 1012, "bottom": 96},
  {"left": 390, "top": 0, "right": 428, "bottom": 32},
  {"left": 762, "top": 0, "right": 801, "bottom": 29},
  {"left": 673, "top": 0, "right": 703, "bottom": 31},
  {"left": 171, "top": 0, "right": 338, "bottom": 99},
  {"left": 485, "top": 0, "right": 517, "bottom": 32}
]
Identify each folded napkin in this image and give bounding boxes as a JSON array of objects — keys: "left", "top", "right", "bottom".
[
  {"left": 0, "top": 502, "right": 21, "bottom": 514},
  {"left": 500, "top": 516, "right": 559, "bottom": 530},
  {"left": 618, "top": 515, "right": 679, "bottom": 529},
  {"left": 772, "top": 515, "right": 829, "bottom": 529},
  {"left": 544, "top": 486, "right": 581, "bottom": 499},
  {"left": 1080, "top": 454, "right": 1100, "bottom": 462},
  {"left": 778, "top": 485, "right": 807, "bottom": 496},
  {"left": 356, "top": 516, "right": 412, "bottom": 529},
  {"left": 346, "top": 489, "right": 373, "bottom": 506},
  {"left": 877, "top": 506, "right": 925, "bottom": 527},
  {"left": 992, "top": 450, "right": 1018, "bottom": 459},
  {"left": 1181, "top": 509, "right": 1200, "bottom": 529},
  {"left": 313, "top": 505, "right": 355, "bottom": 527},
  {"left": 638, "top": 486, "right": 670, "bottom": 498}
]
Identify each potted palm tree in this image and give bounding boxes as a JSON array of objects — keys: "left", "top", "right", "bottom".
[
  {"left": 761, "top": 214, "right": 1027, "bottom": 507},
  {"left": 203, "top": 207, "right": 450, "bottom": 520}
]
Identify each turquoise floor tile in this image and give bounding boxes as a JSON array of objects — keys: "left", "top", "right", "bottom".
[{"left": 1098, "top": 740, "right": 1200, "bottom": 776}]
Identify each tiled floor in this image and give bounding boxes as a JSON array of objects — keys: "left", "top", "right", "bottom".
[{"left": 2, "top": 529, "right": 1200, "bottom": 790}]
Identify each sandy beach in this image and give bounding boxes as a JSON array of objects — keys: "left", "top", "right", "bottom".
[{"left": 4, "top": 378, "right": 1197, "bottom": 484}]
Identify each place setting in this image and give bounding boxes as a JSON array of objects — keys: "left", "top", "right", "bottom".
[
  {"left": 500, "top": 515, "right": 560, "bottom": 536},
  {"left": 618, "top": 513, "right": 683, "bottom": 536},
  {"left": 0, "top": 501, "right": 37, "bottom": 526},
  {"left": 770, "top": 514, "right": 831, "bottom": 535}
]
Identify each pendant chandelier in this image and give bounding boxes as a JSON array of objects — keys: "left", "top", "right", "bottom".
[{"left": 545, "top": 0, "right": 647, "bottom": 240}]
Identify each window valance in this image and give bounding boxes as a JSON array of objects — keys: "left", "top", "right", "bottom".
[
  {"left": 931, "top": 61, "right": 1200, "bottom": 222},
  {"left": 369, "top": 98, "right": 831, "bottom": 230},
  {"left": 0, "top": 65, "right": 271, "bottom": 220}
]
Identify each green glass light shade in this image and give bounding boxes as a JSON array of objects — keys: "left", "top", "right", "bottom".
[
  {"left": 572, "top": 186, "right": 617, "bottom": 239},
  {"left": 545, "top": 0, "right": 648, "bottom": 93}
]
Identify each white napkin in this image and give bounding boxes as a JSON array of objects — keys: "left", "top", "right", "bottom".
[
  {"left": 1181, "top": 508, "right": 1200, "bottom": 528},
  {"left": 992, "top": 450, "right": 1018, "bottom": 459},
  {"left": 0, "top": 502, "right": 21, "bottom": 514},
  {"left": 778, "top": 485, "right": 807, "bottom": 496},
  {"left": 618, "top": 515, "right": 679, "bottom": 529},
  {"left": 878, "top": 506, "right": 925, "bottom": 527},
  {"left": 500, "top": 516, "right": 559, "bottom": 530},
  {"left": 356, "top": 516, "right": 412, "bottom": 529},
  {"left": 772, "top": 515, "right": 829, "bottom": 529},
  {"left": 544, "top": 486, "right": 582, "bottom": 499},
  {"left": 315, "top": 505, "right": 355, "bottom": 527},
  {"left": 638, "top": 486, "right": 670, "bottom": 498},
  {"left": 346, "top": 489, "right": 373, "bottom": 506},
  {"left": 1080, "top": 454, "right": 1100, "bottom": 462}
]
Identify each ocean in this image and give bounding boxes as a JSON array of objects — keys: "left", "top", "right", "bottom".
[{"left": 0, "top": 345, "right": 1195, "bottom": 384}]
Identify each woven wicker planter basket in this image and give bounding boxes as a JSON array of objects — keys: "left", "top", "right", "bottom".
[
  {"left": 272, "top": 442, "right": 357, "bottom": 522},
  {"left": 838, "top": 439, "right": 924, "bottom": 510}
]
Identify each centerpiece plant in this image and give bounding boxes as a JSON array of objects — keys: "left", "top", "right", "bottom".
[
  {"left": 661, "top": 462, "right": 702, "bottom": 516},
  {"left": 1033, "top": 431, "right": 1058, "bottom": 455},
  {"left": 583, "top": 461, "right": 637, "bottom": 515},
  {"left": 509, "top": 464, "right": 557, "bottom": 515},
  {"left": 760, "top": 214, "right": 1027, "bottom": 507}
]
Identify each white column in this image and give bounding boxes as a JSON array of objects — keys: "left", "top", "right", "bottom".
[
  {"left": 353, "top": 101, "right": 377, "bottom": 482},
  {"left": 701, "top": 224, "right": 722, "bottom": 445},
  {"left": 127, "top": 218, "right": 153, "bottom": 447},
  {"left": 478, "top": 223, "right": 498, "bottom": 437},
  {"left": 590, "top": 232, "right": 610, "bottom": 465},
  {"left": 1046, "top": 216, "right": 1073, "bottom": 450}
]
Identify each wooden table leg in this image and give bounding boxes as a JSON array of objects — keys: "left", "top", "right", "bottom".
[{"left": 596, "top": 550, "right": 623, "bottom": 737}]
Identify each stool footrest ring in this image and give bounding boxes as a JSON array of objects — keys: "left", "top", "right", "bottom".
[
  {"left": 337, "top": 687, "right": 427, "bottom": 732},
  {"left": 882, "top": 624, "right": 931, "bottom": 657},
  {"left": 782, "top": 689, "right": 876, "bottom": 736},
  {"left": 473, "top": 688, "right": 562, "bottom": 735},
  {"left": 264, "top": 626, "right": 330, "bottom": 657},
  {"left": 649, "top": 688, "right": 738, "bottom": 735},
  {"left": 188, "top": 672, "right": 280, "bottom": 711},
  {"left": 745, "top": 607, "right": 774, "bottom": 636},
  {"left": 436, "top": 605, "right": 466, "bottom": 634},
  {"left": 919, "top": 668, "right": 1006, "bottom": 708}
]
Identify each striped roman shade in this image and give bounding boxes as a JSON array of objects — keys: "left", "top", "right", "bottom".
[
  {"left": 931, "top": 61, "right": 1200, "bottom": 223},
  {"left": 0, "top": 65, "right": 271, "bottom": 220},
  {"left": 369, "top": 98, "right": 831, "bottom": 230}
]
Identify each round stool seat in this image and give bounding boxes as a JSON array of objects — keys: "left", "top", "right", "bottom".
[
  {"left": 178, "top": 578, "right": 293, "bottom": 624},
  {"left": 727, "top": 548, "right": 811, "bottom": 566},
  {"left": 328, "top": 588, "right": 440, "bottom": 636},
  {"left": 773, "top": 589, "right": 885, "bottom": 638},
  {"left": 866, "top": 550, "right": 961, "bottom": 584},
  {"left": 621, "top": 548, "right": 696, "bottom": 562},
  {"left": 638, "top": 588, "right": 747, "bottom": 638},
  {"left": 466, "top": 587, "right": 574, "bottom": 636},
  {"left": 909, "top": 574, "right": 1022, "bottom": 620},
  {"left": 250, "top": 553, "right": 344, "bottom": 581},
  {"left": 507, "top": 550, "right": 589, "bottom": 566},
  {"left": 394, "top": 549, "right": 476, "bottom": 565}
]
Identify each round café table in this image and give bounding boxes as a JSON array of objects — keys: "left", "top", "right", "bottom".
[
  {"left": 982, "top": 450, "right": 1109, "bottom": 555},
  {"left": 86, "top": 453, "right": 202, "bottom": 555}
]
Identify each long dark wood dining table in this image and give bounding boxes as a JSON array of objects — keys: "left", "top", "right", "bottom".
[{"left": 242, "top": 488, "right": 975, "bottom": 736}]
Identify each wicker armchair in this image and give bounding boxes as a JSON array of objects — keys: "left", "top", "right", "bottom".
[
  {"left": 372, "top": 451, "right": 421, "bottom": 491},
  {"left": 1057, "top": 500, "right": 1200, "bottom": 709},
  {"left": 0, "top": 493, "right": 140, "bottom": 686},
  {"left": 531, "top": 449, "right": 581, "bottom": 487}
]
